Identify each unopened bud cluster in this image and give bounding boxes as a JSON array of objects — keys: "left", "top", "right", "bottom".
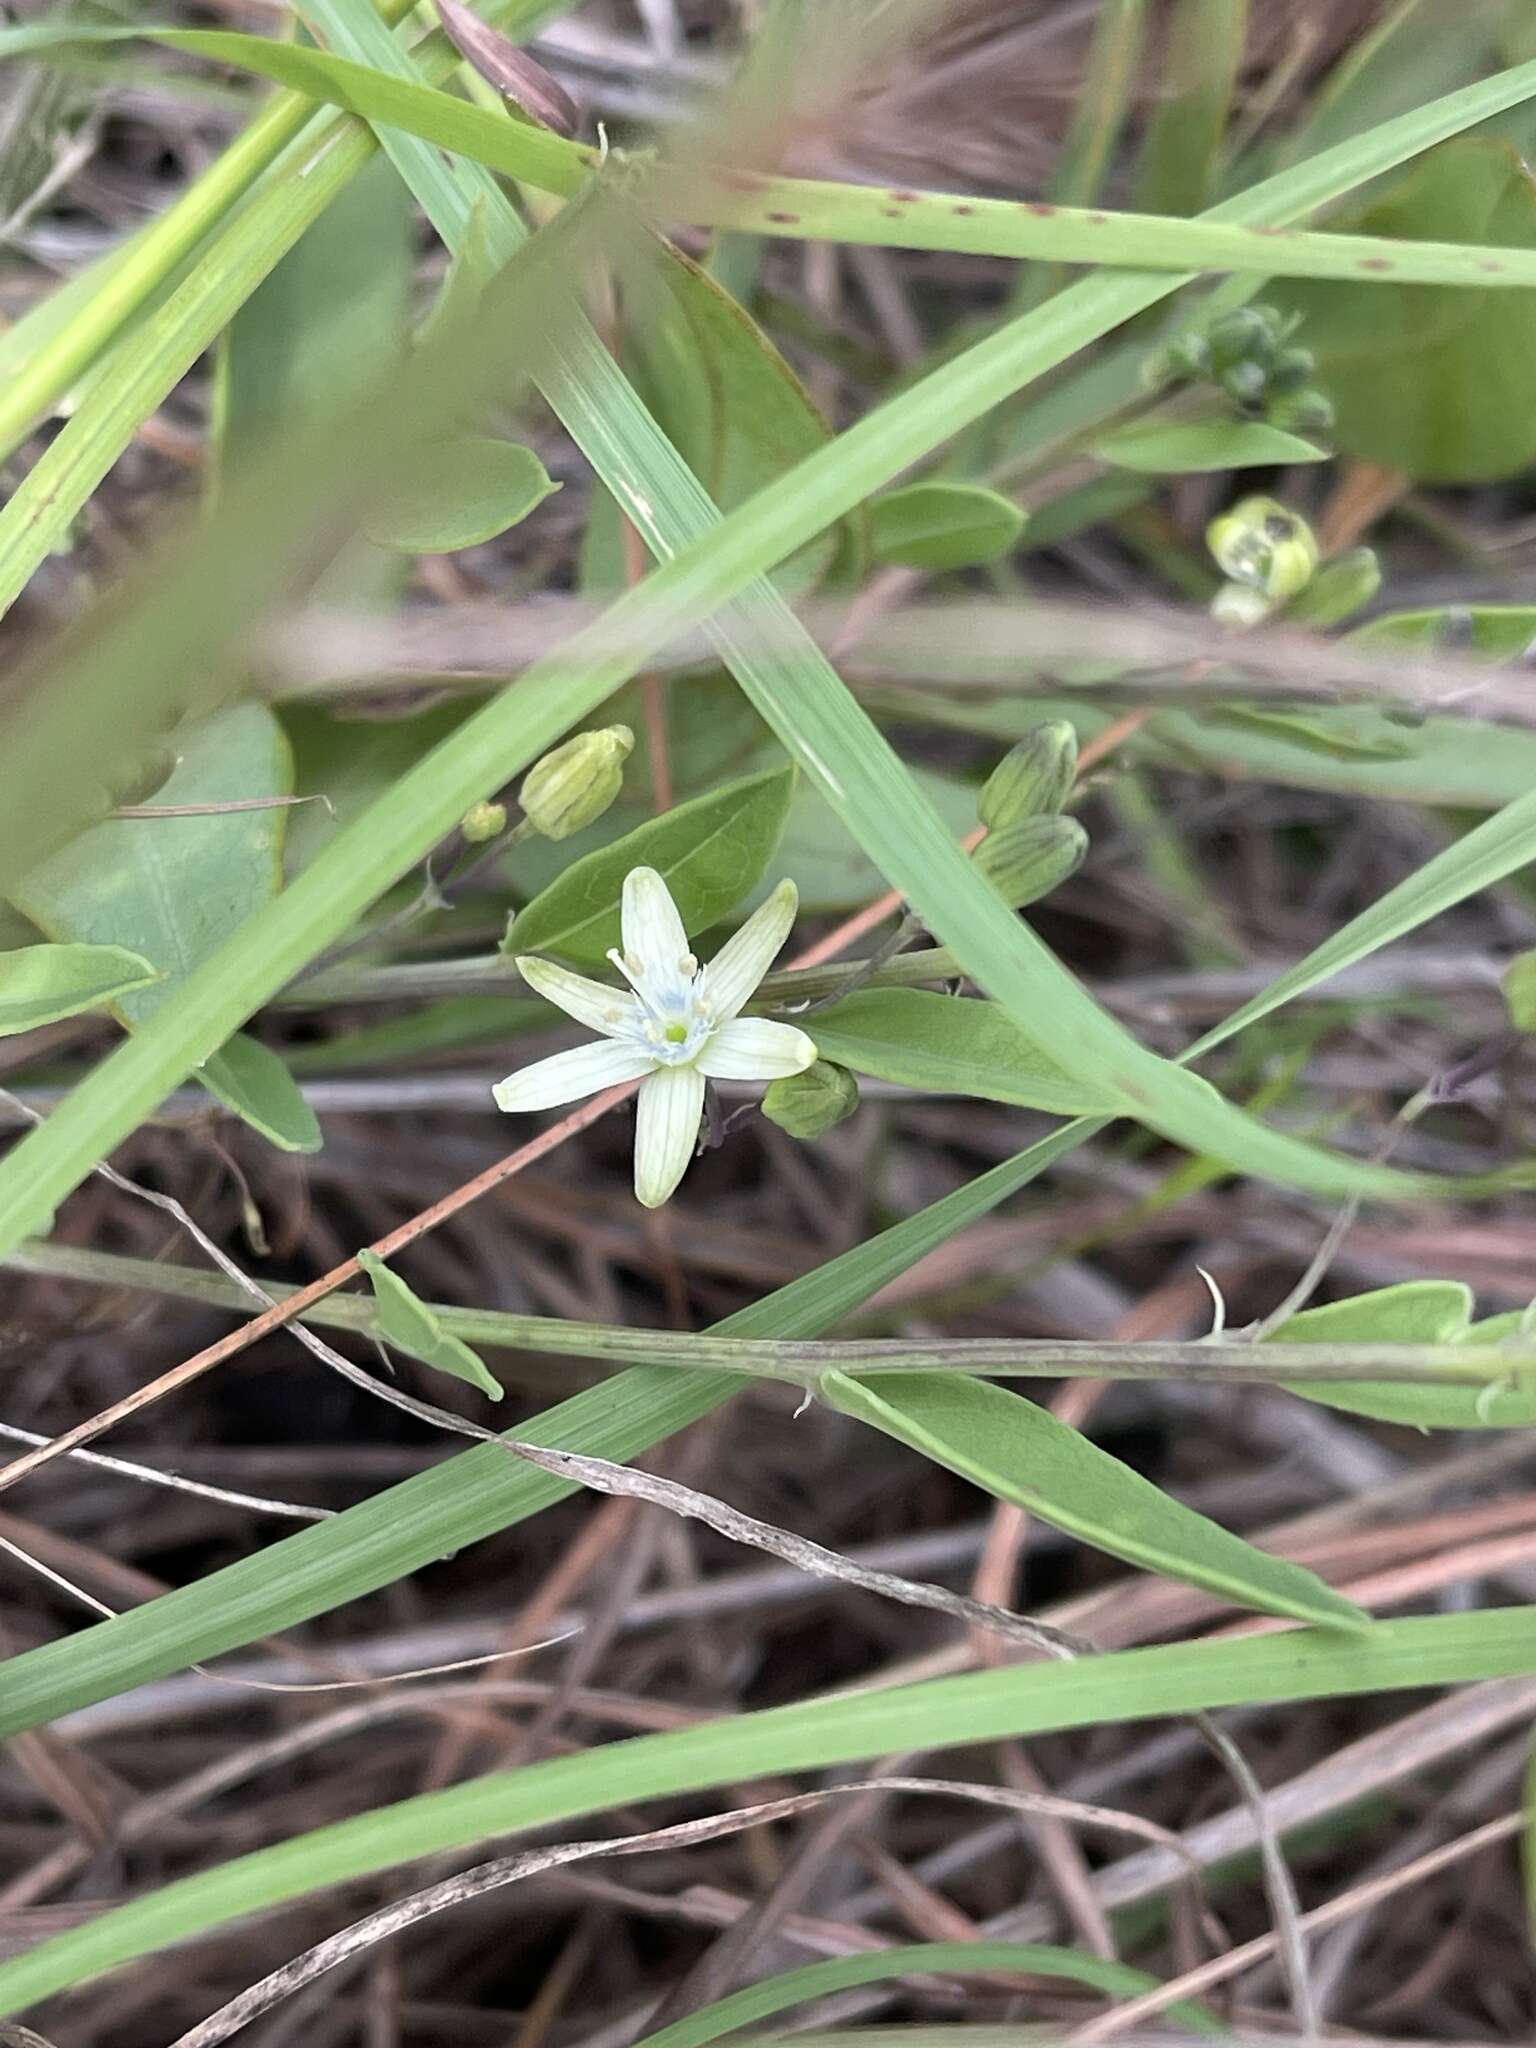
[
  {"left": 1160, "top": 304, "right": 1334, "bottom": 436},
  {"left": 973, "top": 720, "right": 1086, "bottom": 909}
]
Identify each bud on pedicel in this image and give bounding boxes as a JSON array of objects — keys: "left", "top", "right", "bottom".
[
  {"left": 762, "top": 1060, "right": 860, "bottom": 1140},
  {"left": 1207, "top": 497, "right": 1319, "bottom": 607},
  {"left": 973, "top": 814, "right": 1088, "bottom": 910},
  {"left": 978, "top": 721, "right": 1078, "bottom": 831},
  {"left": 1283, "top": 546, "right": 1381, "bottom": 628},
  {"left": 460, "top": 799, "right": 508, "bottom": 843},
  {"left": 519, "top": 724, "right": 634, "bottom": 841}
]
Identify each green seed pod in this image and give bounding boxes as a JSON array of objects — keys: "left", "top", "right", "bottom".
[
  {"left": 972, "top": 814, "right": 1088, "bottom": 909},
  {"left": 977, "top": 720, "right": 1078, "bottom": 830},
  {"left": 460, "top": 799, "right": 508, "bottom": 843},
  {"left": 1282, "top": 546, "right": 1381, "bottom": 629},
  {"left": 1207, "top": 496, "right": 1319, "bottom": 605},
  {"left": 762, "top": 1059, "right": 860, "bottom": 1140},
  {"left": 519, "top": 724, "right": 634, "bottom": 841}
]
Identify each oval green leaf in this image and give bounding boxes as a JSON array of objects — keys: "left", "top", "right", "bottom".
[
  {"left": 1092, "top": 419, "right": 1327, "bottom": 473},
  {"left": 358, "top": 1250, "right": 502, "bottom": 1401},
  {"left": 0, "top": 943, "right": 160, "bottom": 1036},
  {"left": 824, "top": 1370, "right": 1370, "bottom": 1632},
  {"left": 508, "top": 763, "right": 796, "bottom": 966},
  {"left": 1273, "top": 1280, "right": 1536, "bottom": 1429},
  {"left": 868, "top": 482, "right": 1026, "bottom": 571},
  {"left": 619, "top": 235, "right": 853, "bottom": 598},
  {"left": 200, "top": 1034, "right": 321, "bottom": 1156},
  {"left": 1277, "top": 139, "right": 1536, "bottom": 482},
  {"left": 807, "top": 987, "right": 1117, "bottom": 1117},
  {"left": 362, "top": 438, "right": 558, "bottom": 553},
  {"left": 9, "top": 706, "right": 316, "bottom": 1152}
]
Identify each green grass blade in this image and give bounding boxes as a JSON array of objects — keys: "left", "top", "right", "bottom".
[
  {"left": 21, "top": 26, "right": 1536, "bottom": 289},
  {"left": 631, "top": 1942, "right": 1223, "bottom": 2047},
  {"left": 3, "top": 1606, "right": 1533, "bottom": 2013}
]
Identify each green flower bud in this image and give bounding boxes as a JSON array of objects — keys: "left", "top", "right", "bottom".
[
  {"left": 460, "top": 799, "right": 508, "bottom": 843},
  {"left": 972, "top": 814, "right": 1088, "bottom": 910},
  {"left": 1268, "top": 386, "right": 1335, "bottom": 435},
  {"left": 1221, "top": 359, "right": 1270, "bottom": 410},
  {"left": 1266, "top": 345, "right": 1315, "bottom": 395},
  {"left": 1161, "top": 330, "right": 1211, "bottom": 382},
  {"left": 1207, "top": 305, "right": 1279, "bottom": 372},
  {"left": 761, "top": 1059, "right": 860, "bottom": 1140},
  {"left": 978, "top": 721, "right": 1078, "bottom": 831},
  {"left": 1282, "top": 546, "right": 1381, "bottom": 628},
  {"left": 519, "top": 724, "right": 634, "bottom": 841},
  {"left": 1206, "top": 496, "right": 1319, "bottom": 606}
]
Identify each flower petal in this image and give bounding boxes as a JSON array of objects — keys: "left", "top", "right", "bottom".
[
  {"left": 516, "top": 955, "right": 637, "bottom": 1038},
  {"left": 492, "top": 1038, "right": 653, "bottom": 1114},
  {"left": 696, "top": 1016, "right": 817, "bottom": 1081},
  {"left": 620, "top": 867, "right": 692, "bottom": 990},
  {"left": 699, "top": 879, "right": 798, "bottom": 1021},
  {"left": 633, "top": 1062, "right": 704, "bottom": 1208}
]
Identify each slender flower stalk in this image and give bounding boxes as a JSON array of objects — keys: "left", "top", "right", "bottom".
[{"left": 494, "top": 867, "right": 816, "bottom": 1206}]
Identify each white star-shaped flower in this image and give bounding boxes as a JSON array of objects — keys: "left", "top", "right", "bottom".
[{"left": 494, "top": 866, "right": 816, "bottom": 1207}]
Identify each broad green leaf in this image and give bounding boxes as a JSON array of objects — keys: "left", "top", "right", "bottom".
[
  {"left": 823, "top": 1371, "right": 1370, "bottom": 1631},
  {"left": 1274, "top": 1282, "right": 1536, "bottom": 1429},
  {"left": 633, "top": 1942, "right": 1224, "bottom": 2048},
  {"left": 507, "top": 764, "right": 795, "bottom": 965},
  {"left": 357, "top": 1250, "right": 502, "bottom": 1400},
  {"left": 8, "top": 705, "right": 318, "bottom": 1151},
  {"left": 361, "top": 439, "right": 558, "bottom": 553},
  {"left": 621, "top": 232, "right": 849, "bottom": 596},
  {"left": 0, "top": 944, "right": 160, "bottom": 1035},
  {"left": 867, "top": 482, "right": 1025, "bottom": 571},
  {"left": 1092, "top": 419, "right": 1327, "bottom": 472},
  {"left": 807, "top": 988, "right": 1118, "bottom": 1117},
  {"left": 200, "top": 1034, "right": 323, "bottom": 1155},
  {"left": 1279, "top": 139, "right": 1536, "bottom": 481}
]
